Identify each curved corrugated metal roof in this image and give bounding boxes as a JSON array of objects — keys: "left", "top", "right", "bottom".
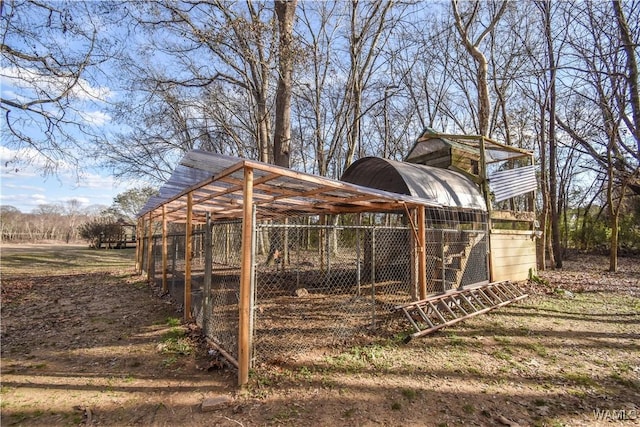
[{"left": 341, "top": 157, "right": 486, "bottom": 211}]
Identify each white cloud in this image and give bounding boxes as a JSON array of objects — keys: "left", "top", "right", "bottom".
[
  {"left": 1, "top": 182, "right": 45, "bottom": 192},
  {"left": 78, "top": 110, "right": 111, "bottom": 126},
  {"left": 0, "top": 65, "right": 113, "bottom": 103},
  {"left": 0, "top": 145, "right": 76, "bottom": 175}
]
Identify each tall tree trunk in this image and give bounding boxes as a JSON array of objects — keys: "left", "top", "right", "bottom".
[
  {"left": 342, "top": 0, "right": 393, "bottom": 173},
  {"left": 540, "top": 0, "right": 562, "bottom": 268},
  {"left": 452, "top": 0, "right": 507, "bottom": 137},
  {"left": 612, "top": 0, "right": 640, "bottom": 152},
  {"left": 538, "top": 102, "right": 549, "bottom": 270},
  {"left": 607, "top": 145, "right": 619, "bottom": 272},
  {"left": 273, "top": 0, "right": 297, "bottom": 168}
]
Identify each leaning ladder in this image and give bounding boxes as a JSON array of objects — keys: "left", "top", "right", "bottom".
[{"left": 395, "top": 281, "right": 528, "bottom": 342}]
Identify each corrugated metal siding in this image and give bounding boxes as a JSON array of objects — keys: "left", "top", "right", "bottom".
[{"left": 488, "top": 165, "right": 537, "bottom": 203}]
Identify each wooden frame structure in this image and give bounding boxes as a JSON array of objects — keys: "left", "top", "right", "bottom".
[
  {"left": 405, "top": 130, "right": 539, "bottom": 281},
  {"left": 135, "top": 152, "right": 455, "bottom": 386}
]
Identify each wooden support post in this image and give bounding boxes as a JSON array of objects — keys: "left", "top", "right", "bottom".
[
  {"left": 478, "top": 136, "right": 494, "bottom": 282},
  {"left": 185, "top": 192, "right": 193, "bottom": 321},
  {"left": 417, "top": 205, "right": 427, "bottom": 300},
  {"left": 146, "top": 213, "right": 153, "bottom": 282},
  {"left": 203, "top": 212, "right": 212, "bottom": 338},
  {"left": 162, "top": 205, "right": 168, "bottom": 293},
  {"left": 139, "top": 217, "right": 145, "bottom": 274},
  {"left": 238, "top": 166, "right": 254, "bottom": 386},
  {"left": 135, "top": 218, "right": 141, "bottom": 273}
]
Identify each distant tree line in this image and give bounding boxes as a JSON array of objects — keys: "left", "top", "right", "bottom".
[
  {"left": 0, "top": 201, "right": 97, "bottom": 243},
  {"left": 0, "top": 187, "right": 156, "bottom": 246}
]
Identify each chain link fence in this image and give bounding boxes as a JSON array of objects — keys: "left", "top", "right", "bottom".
[{"left": 141, "top": 208, "right": 488, "bottom": 366}]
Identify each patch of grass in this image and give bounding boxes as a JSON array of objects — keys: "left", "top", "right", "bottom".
[
  {"left": 534, "top": 419, "right": 564, "bottom": 427},
  {"left": 609, "top": 372, "right": 640, "bottom": 390},
  {"left": 391, "top": 401, "right": 401, "bottom": 410},
  {"left": 447, "top": 333, "right": 466, "bottom": 347},
  {"left": 492, "top": 348, "right": 513, "bottom": 362},
  {"left": 159, "top": 334, "right": 193, "bottom": 355},
  {"left": 270, "top": 406, "right": 300, "bottom": 421},
  {"left": 493, "top": 335, "right": 512, "bottom": 345},
  {"left": 1, "top": 247, "right": 135, "bottom": 276},
  {"left": 533, "top": 398, "right": 548, "bottom": 407},
  {"left": 467, "top": 366, "right": 482, "bottom": 376},
  {"left": 7, "top": 411, "right": 32, "bottom": 424},
  {"left": 524, "top": 342, "right": 548, "bottom": 358},
  {"left": 161, "top": 356, "right": 178, "bottom": 367},
  {"left": 401, "top": 388, "right": 418, "bottom": 401},
  {"left": 616, "top": 362, "right": 632, "bottom": 373},
  {"left": 342, "top": 408, "right": 356, "bottom": 418},
  {"left": 325, "top": 343, "right": 392, "bottom": 372},
  {"left": 563, "top": 372, "right": 596, "bottom": 387},
  {"left": 165, "top": 317, "right": 181, "bottom": 327},
  {"left": 462, "top": 403, "right": 474, "bottom": 414},
  {"left": 297, "top": 366, "right": 313, "bottom": 381}
]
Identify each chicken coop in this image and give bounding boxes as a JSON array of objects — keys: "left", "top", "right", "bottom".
[{"left": 136, "top": 131, "right": 537, "bottom": 386}]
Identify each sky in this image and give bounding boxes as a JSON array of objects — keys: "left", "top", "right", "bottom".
[
  {"left": 0, "top": 146, "right": 132, "bottom": 213},
  {"left": 0, "top": 2, "right": 139, "bottom": 215}
]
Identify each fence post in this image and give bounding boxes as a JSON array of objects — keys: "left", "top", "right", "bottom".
[
  {"left": 441, "top": 229, "right": 446, "bottom": 292},
  {"left": 239, "top": 165, "right": 254, "bottom": 386},
  {"left": 356, "top": 214, "right": 361, "bottom": 296},
  {"left": 147, "top": 212, "right": 153, "bottom": 282},
  {"left": 203, "top": 212, "right": 212, "bottom": 338},
  {"left": 184, "top": 192, "right": 193, "bottom": 322},
  {"left": 135, "top": 217, "right": 142, "bottom": 273},
  {"left": 418, "top": 206, "right": 427, "bottom": 300},
  {"left": 162, "top": 205, "right": 168, "bottom": 293},
  {"left": 371, "top": 226, "right": 376, "bottom": 329}
]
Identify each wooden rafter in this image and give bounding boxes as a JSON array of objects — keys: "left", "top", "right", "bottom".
[{"left": 139, "top": 157, "right": 454, "bottom": 225}]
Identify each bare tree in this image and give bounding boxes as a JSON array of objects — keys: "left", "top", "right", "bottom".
[
  {"left": 342, "top": 0, "right": 395, "bottom": 172},
  {"left": 557, "top": 0, "right": 640, "bottom": 271},
  {"left": 1, "top": 0, "right": 108, "bottom": 175},
  {"left": 100, "top": 0, "right": 279, "bottom": 183},
  {"left": 451, "top": 0, "right": 508, "bottom": 137},
  {"left": 612, "top": 0, "right": 640, "bottom": 156},
  {"left": 273, "top": 0, "right": 298, "bottom": 168},
  {"left": 538, "top": 0, "right": 562, "bottom": 268}
]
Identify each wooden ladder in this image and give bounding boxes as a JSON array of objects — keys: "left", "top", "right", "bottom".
[{"left": 395, "top": 281, "right": 528, "bottom": 342}]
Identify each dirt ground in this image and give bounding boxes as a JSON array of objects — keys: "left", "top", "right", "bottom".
[{"left": 1, "top": 244, "right": 639, "bottom": 426}]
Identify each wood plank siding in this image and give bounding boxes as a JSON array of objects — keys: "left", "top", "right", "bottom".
[{"left": 490, "top": 230, "right": 536, "bottom": 282}]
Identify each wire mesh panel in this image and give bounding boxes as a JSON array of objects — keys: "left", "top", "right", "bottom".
[
  {"left": 201, "top": 222, "right": 242, "bottom": 360},
  {"left": 251, "top": 215, "right": 416, "bottom": 363},
  {"left": 139, "top": 206, "right": 489, "bottom": 367},
  {"left": 424, "top": 207, "right": 489, "bottom": 294}
]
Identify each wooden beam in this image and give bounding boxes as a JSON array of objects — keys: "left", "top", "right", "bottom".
[
  {"left": 238, "top": 166, "right": 254, "bottom": 386},
  {"left": 417, "top": 206, "right": 427, "bottom": 300},
  {"left": 477, "top": 136, "right": 494, "bottom": 283},
  {"left": 162, "top": 205, "right": 168, "bottom": 293},
  {"left": 184, "top": 192, "right": 193, "bottom": 321},
  {"left": 203, "top": 212, "right": 212, "bottom": 338},
  {"left": 490, "top": 210, "right": 536, "bottom": 222},
  {"left": 146, "top": 213, "right": 153, "bottom": 282},
  {"left": 135, "top": 217, "right": 142, "bottom": 273}
]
